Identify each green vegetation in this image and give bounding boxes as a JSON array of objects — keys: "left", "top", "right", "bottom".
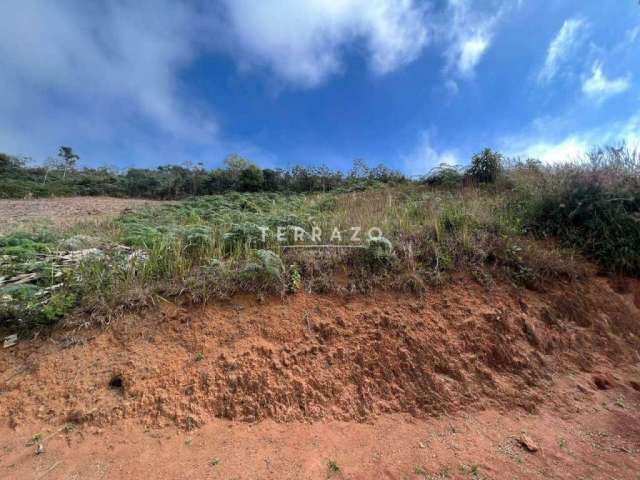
[
  {"left": 1, "top": 144, "right": 639, "bottom": 331},
  {"left": 0, "top": 149, "right": 405, "bottom": 200},
  {"left": 327, "top": 460, "right": 340, "bottom": 477},
  {"left": 526, "top": 146, "right": 640, "bottom": 274}
]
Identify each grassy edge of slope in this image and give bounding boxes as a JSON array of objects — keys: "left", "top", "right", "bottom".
[{"left": 2, "top": 145, "right": 639, "bottom": 331}]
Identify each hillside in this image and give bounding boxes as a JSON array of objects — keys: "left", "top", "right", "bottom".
[{"left": 1, "top": 147, "right": 640, "bottom": 479}]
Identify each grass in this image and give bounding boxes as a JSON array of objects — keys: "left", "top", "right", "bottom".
[
  {"left": 0, "top": 187, "right": 587, "bottom": 330},
  {"left": 327, "top": 460, "right": 340, "bottom": 477},
  {"left": 414, "top": 465, "right": 427, "bottom": 476},
  {"left": 1, "top": 145, "right": 638, "bottom": 331}
]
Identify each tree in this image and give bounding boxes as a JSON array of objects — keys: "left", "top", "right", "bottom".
[
  {"left": 42, "top": 157, "right": 61, "bottom": 185},
  {"left": 238, "top": 165, "right": 264, "bottom": 192},
  {"left": 466, "top": 148, "right": 503, "bottom": 184},
  {"left": 224, "top": 154, "right": 254, "bottom": 174},
  {"left": 349, "top": 158, "right": 370, "bottom": 180},
  {"left": 0, "top": 153, "right": 24, "bottom": 173},
  {"left": 262, "top": 168, "right": 282, "bottom": 191},
  {"left": 58, "top": 146, "right": 79, "bottom": 179}
]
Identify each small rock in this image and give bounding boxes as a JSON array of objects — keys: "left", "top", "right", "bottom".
[
  {"left": 519, "top": 434, "right": 539, "bottom": 453},
  {"left": 36, "top": 443, "right": 44, "bottom": 455},
  {"left": 3, "top": 334, "right": 18, "bottom": 349}
]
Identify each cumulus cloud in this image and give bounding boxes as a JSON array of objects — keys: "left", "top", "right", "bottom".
[
  {"left": 220, "top": 0, "right": 429, "bottom": 87},
  {"left": 538, "top": 18, "right": 588, "bottom": 84},
  {"left": 402, "top": 132, "right": 460, "bottom": 176},
  {"left": 582, "top": 63, "right": 631, "bottom": 102}
]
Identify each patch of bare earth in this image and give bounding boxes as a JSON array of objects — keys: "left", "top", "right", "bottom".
[
  {"left": 1, "top": 276, "right": 640, "bottom": 479},
  {"left": 0, "top": 197, "right": 168, "bottom": 234}
]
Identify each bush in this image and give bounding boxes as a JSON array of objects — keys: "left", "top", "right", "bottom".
[
  {"left": 466, "top": 148, "right": 503, "bottom": 184},
  {"left": 241, "top": 249, "right": 285, "bottom": 292},
  {"left": 533, "top": 180, "right": 640, "bottom": 274},
  {"left": 423, "top": 164, "right": 463, "bottom": 188},
  {"left": 362, "top": 236, "right": 394, "bottom": 271},
  {"left": 525, "top": 145, "right": 640, "bottom": 275}
]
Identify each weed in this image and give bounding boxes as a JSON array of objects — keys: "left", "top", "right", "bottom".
[
  {"left": 288, "top": 264, "right": 302, "bottom": 292},
  {"left": 26, "top": 433, "right": 43, "bottom": 446},
  {"left": 470, "top": 464, "right": 479, "bottom": 479},
  {"left": 460, "top": 464, "right": 480, "bottom": 479},
  {"left": 437, "top": 466, "right": 450, "bottom": 478},
  {"left": 414, "top": 465, "right": 426, "bottom": 476},
  {"left": 327, "top": 460, "right": 340, "bottom": 477},
  {"left": 210, "top": 458, "right": 220, "bottom": 466},
  {"left": 63, "top": 422, "right": 76, "bottom": 433}
]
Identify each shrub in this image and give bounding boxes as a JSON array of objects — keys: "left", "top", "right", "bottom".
[
  {"left": 466, "top": 148, "right": 503, "bottom": 184},
  {"left": 526, "top": 145, "right": 640, "bottom": 275},
  {"left": 423, "top": 164, "right": 463, "bottom": 188},
  {"left": 532, "top": 180, "right": 640, "bottom": 274},
  {"left": 241, "top": 249, "right": 285, "bottom": 292},
  {"left": 362, "top": 236, "right": 394, "bottom": 270}
]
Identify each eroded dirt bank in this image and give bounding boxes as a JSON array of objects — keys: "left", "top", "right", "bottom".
[{"left": 1, "top": 276, "right": 640, "bottom": 478}]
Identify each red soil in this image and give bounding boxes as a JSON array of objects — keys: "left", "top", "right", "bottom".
[{"left": 1, "top": 275, "right": 640, "bottom": 479}]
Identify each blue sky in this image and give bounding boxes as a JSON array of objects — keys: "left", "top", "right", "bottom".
[{"left": 1, "top": 0, "right": 638, "bottom": 175}]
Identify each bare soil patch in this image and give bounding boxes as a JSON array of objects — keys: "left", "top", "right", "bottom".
[
  {"left": 0, "top": 197, "right": 167, "bottom": 234},
  {"left": 1, "top": 276, "right": 640, "bottom": 478}
]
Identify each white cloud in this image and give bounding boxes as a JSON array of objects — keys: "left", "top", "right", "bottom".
[
  {"left": 444, "top": 79, "right": 460, "bottom": 95},
  {"left": 443, "top": 0, "right": 500, "bottom": 78},
  {"left": 503, "top": 114, "right": 640, "bottom": 164},
  {"left": 457, "top": 37, "right": 490, "bottom": 76},
  {"left": 220, "top": 0, "right": 429, "bottom": 87},
  {"left": 0, "top": 1, "right": 217, "bottom": 161},
  {"left": 402, "top": 132, "right": 460, "bottom": 176},
  {"left": 538, "top": 18, "right": 588, "bottom": 84},
  {"left": 582, "top": 62, "right": 631, "bottom": 102},
  {"left": 513, "top": 137, "right": 588, "bottom": 164},
  {"left": 626, "top": 26, "right": 640, "bottom": 45}
]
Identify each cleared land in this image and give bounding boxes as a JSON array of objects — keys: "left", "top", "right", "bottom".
[{"left": 0, "top": 197, "right": 168, "bottom": 234}]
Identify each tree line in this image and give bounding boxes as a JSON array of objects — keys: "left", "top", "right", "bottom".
[{"left": 0, "top": 148, "right": 406, "bottom": 199}]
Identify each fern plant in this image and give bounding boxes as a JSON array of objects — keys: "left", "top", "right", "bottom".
[{"left": 241, "top": 249, "right": 285, "bottom": 292}]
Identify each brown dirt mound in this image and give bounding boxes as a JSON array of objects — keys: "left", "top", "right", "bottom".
[{"left": 1, "top": 276, "right": 639, "bottom": 431}]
